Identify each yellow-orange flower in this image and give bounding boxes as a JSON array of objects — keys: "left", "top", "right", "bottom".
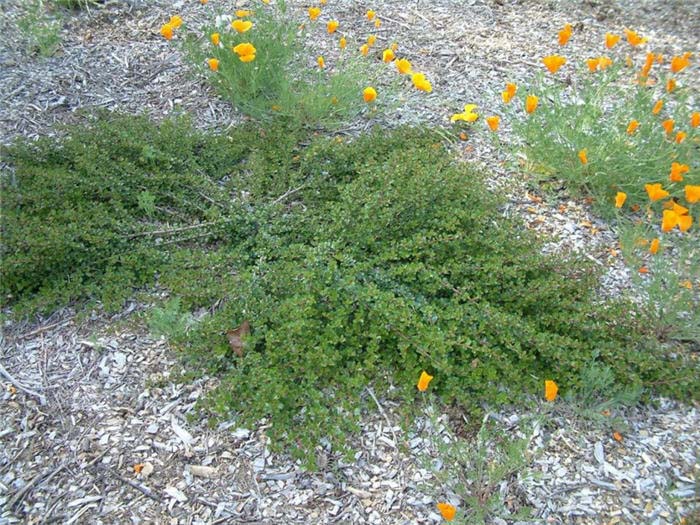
[
  {"left": 672, "top": 202, "right": 689, "bottom": 216},
  {"left": 545, "top": 380, "right": 558, "bottom": 401},
  {"left": 649, "top": 238, "right": 660, "bottom": 255},
  {"left": 626, "top": 120, "right": 639, "bottom": 134},
  {"left": 207, "top": 58, "right": 219, "bottom": 71},
  {"left": 374, "top": 18, "right": 382, "bottom": 28},
  {"left": 451, "top": 104, "right": 479, "bottom": 123},
  {"left": 605, "top": 33, "right": 621, "bottom": 49},
  {"left": 652, "top": 99, "right": 664, "bottom": 115},
  {"left": 578, "top": 149, "right": 588, "bottom": 165},
  {"left": 412, "top": 73, "right": 432, "bottom": 93},
  {"left": 691, "top": 112, "right": 700, "bottom": 128},
  {"left": 169, "top": 15, "right": 183, "bottom": 29},
  {"left": 685, "top": 185, "right": 700, "bottom": 204},
  {"left": 525, "top": 95, "right": 538, "bottom": 114},
  {"left": 211, "top": 32, "right": 220, "bottom": 46},
  {"left": 667, "top": 78, "right": 676, "bottom": 92},
  {"left": 417, "top": 370, "right": 433, "bottom": 391},
  {"left": 317, "top": 56, "right": 325, "bottom": 69},
  {"left": 623, "top": 28, "right": 647, "bottom": 46},
  {"left": 661, "top": 119, "right": 675, "bottom": 134},
  {"left": 396, "top": 58, "right": 412, "bottom": 74},
  {"left": 558, "top": 23, "right": 572, "bottom": 46},
  {"left": 598, "top": 56, "right": 613, "bottom": 70},
  {"left": 661, "top": 210, "right": 678, "bottom": 232},
  {"left": 436, "top": 503, "right": 456, "bottom": 521},
  {"left": 670, "top": 54, "right": 691, "bottom": 73},
  {"left": 363, "top": 86, "right": 377, "bottom": 103},
  {"left": 327, "top": 20, "right": 339, "bottom": 34},
  {"left": 486, "top": 115, "right": 500, "bottom": 131},
  {"left": 615, "top": 192, "right": 627, "bottom": 208},
  {"left": 235, "top": 10, "right": 252, "bottom": 17},
  {"left": 232, "top": 19, "right": 253, "bottom": 33},
  {"left": 366, "top": 9, "right": 375, "bottom": 20},
  {"left": 367, "top": 35, "right": 377, "bottom": 47},
  {"left": 645, "top": 183, "right": 670, "bottom": 201},
  {"left": 233, "top": 42, "right": 256, "bottom": 62},
  {"left": 160, "top": 23, "right": 174, "bottom": 40},
  {"left": 640, "top": 52, "right": 654, "bottom": 78},
  {"left": 675, "top": 131, "right": 687, "bottom": 144},
  {"left": 678, "top": 214, "right": 693, "bottom": 232},
  {"left": 502, "top": 82, "right": 517, "bottom": 103},
  {"left": 308, "top": 7, "right": 321, "bottom": 21},
  {"left": 339, "top": 37, "right": 347, "bottom": 50},
  {"left": 391, "top": 42, "right": 399, "bottom": 52},
  {"left": 670, "top": 162, "right": 689, "bottom": 182},
  {"left": 586, "top": 58, "right": 600, "bottom": 72},
  {"left": 542, "top": 54, "right": 566, "bottom": 73},
  {"left": 382, "top": 49, "right": 395, "bottom": 62}
]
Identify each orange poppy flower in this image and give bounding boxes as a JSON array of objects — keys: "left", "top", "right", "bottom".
[
  {"left": 235, "top": 10, "right": 251, "bottom": 17},
  {"left": 586, "top": 58, "right": 600, "bottom": 72},
  {"left": 639, "top": 266, "right": 649, "bottom": 274},
  {"left": 685, "top": 185, "right": 700, "bottom": 204},
  {"left": 359, "top": 44, "right": 369, "bottom": 56},
  {"left": 207, "top": 58, "right": 219, "bottom": 71},
  {"left": 661, "top": 119, "right": 675, "bottom": 134},
  {"left": 544, "top": 380, "right": 558, "bottom": 401},
  {"left": 670, "top": 54, "right": 691, "bottom": 73},
  {"left": 525, "top": 95, "right": 539, "bottom": 114},
  {"left": 661, "top": 209, "right": 679, "bottom": 232},
  {"left": 232, "top": 19, "right": 253, "bottom": 33},
  {"left": 598, "top": 56, "right": 613, "bottom": 70},
  {"left": 417, "top": 370, "right": 433, "bottom": 391},
  {"left": 667, "top": 78, "right": 677, "bottom": 93},
  {"left": 396, "top": 58, "right": 412, "bottom": 74},
  {"left": 615, "top": 192, "right": 627, "bottom": 208},
  {"left": 382, "top": 49, "right": 395, "bottom": 62},
  {"left": 623, "top": 28, "right": 647, "bottom": 46},
  {"left": 411, "top": 73, "right": 432, "bottom": 93},
  {"left": 502, "top": 82, "right": 517, "bottom": 103},
  {"left": 366, "top": 9, "right": 375, "bottom": 21},
  {"left": 367, "top": 35, "right": 377, "bottom": 46},
  {"left": 672, "top": 202, "right": 689, "bottom": 216},
  {"left": 160, "top": 23, "right": 174, "bottom": 40},
  {"left": 675, "top": 131, "right": 687, "bottom": 144},
  {"left": 640, "top": 52, "right": 654, "bottom": 77},
  {"left": 327, "top": 20, "right": 339, "bottom": 34},
  {"left": 210, "top": 32, "right": 220, "bottom": 46},
  {"left": 543, "top": 55, "right": 566, "bottom": 73},
  {"left": 169, "top": 15, "right": 183, "bottom": 28},
  {"left": 558, "top": 23, "right": 572, "bottom": 46},
  {"left": 645, "top": 183, "right": 669, "bottom": 201},
  {"left": 670, "top": 162, "right": 689, "bottom": 182},
  {"left": 691, "top": 112, "right": 700, "bottom": 128},
  {"left": 308, "top": 7, "right": 321, "bottom": 21},
  {"left": 317, "top": 56, "right": 325, "bottom": 69},
  {"left": 374, "top": 18, "right": 382, "bottom": 28},
  {"left": 436, "top": 503, "right": 456, "bottom": 521},
  {"left": 652, "top": 100, "right": 664, "bottom": 115},
  {"left": 678, "top": 215, "right": 693, "bottom": 232},
  {"left": 578, "top": 149, "right": 588, "bottom": 165},
  {"left": 486, "top": 115, "right": 500, "bottom": 131},
  {"left": 626, "top": 120, "right": 639, "bottom": 134},
  {"left": 605, "top": 33, "right": 620, "bottom": 49},
  {"left": 649, "top": 238, "right": 660, "bottom": 254},
  {"left": 339, "top": 37, "right": 346, "bottom": 50}
]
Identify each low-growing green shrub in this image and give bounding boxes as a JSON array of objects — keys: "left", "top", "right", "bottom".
[{"left": 3, "top": 116, "right": 697, "bottom": 466}]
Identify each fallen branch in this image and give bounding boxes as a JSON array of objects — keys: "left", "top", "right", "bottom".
[{"left": 97, "top": 465, "right": 162, "bottom": 503}]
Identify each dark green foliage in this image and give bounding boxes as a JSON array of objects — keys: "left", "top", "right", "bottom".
[{"left": 3, "top": 117, "right": 697, "bottom": 466}]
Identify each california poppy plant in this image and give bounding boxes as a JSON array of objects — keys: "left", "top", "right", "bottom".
[
  {"left": 544, "top": 380, "right": 558, "bottom": 401},
  {"left": 586, "top": 58, "right": 600, "bottom": 72},
  {"left": 640, "top": 52, "right": 654, "bottom": 78},
  {"left": 502, "top": 82, "right": 517, "bottom": 103},
  {"left": 395, "top": 58, "right": 412, "bottom": 74},
  {"left": 669, "top": 162, "right": 689, "bottom": 182},
  {"left": 605, "top": 33, "right": 621, "bottom": 49},
  {"left": 308, "top": 7, "right": 321, "bottom": 21},
  {"left": 661, "top": 119, "right": 675, "bottom": 134},
  {"left": 411, "top": 73, "right": 432, "bottom": 93},
  {"left": 317, "top": 56, "right": 325, "bottom": 69},
  {"left": 366, "top": 9, "right": 375, "bottom": 20},
  {"left": 417, "top": 370, "right": 433, "bottom": 392},
  {"left": 207, "top": 58, "right": 219, "bottom": 71},
  {"left": 363, "top": 86, "right": 377, "bottom": 103},
  {"left": 649, "top": 238, "right": 660, "bottom": 255},
  {"left": 382, "top": 49, "right": 395, "bottom": 63},
  {"left": 558, "top": 23, "right": 572, "bottom": 46},
  {"left": 645, "top": 183, "right": 669, "bottom": 201},
  {"left": 160, "top": 23, "right": 174, "bottom": 40},
  {"left": 675, "top": 131, "right": 687, "bottom": 144},
  {"left": 525, "top": 95, "right": 539, "bottom": 114},
  {"left": 486, "top": 115, "right": 500, "bottom": 131},
  {"left": 367, "top": 35, "right": 377, "bottom": 47},
  {"left": 542, "top": 54, "right": 566, "bottom": 73},
  {"left": 339, "top": 37, "right": 347, "bottom": 50},
  {"left": 670, "top": 53, "right": 691, "bottom": 73},
  {"left": 210, "top": 33, "right": 220, "bottom": 46},
  {"left": 578, "top": 149, "right": 588, "bottom": 165},
  {"left": 436, "top": 503, "right": 456, "bottom": 521},
  {"left": 232, "top": 19, "right": 253, "bottom": 33},
  {"left": 626, "top": 120, "right": 639, "bottom": 134},
  {"left": 615, "top": 192, "right": 627, "bottom": 208},
  {"left": 623, "top": 28, "right": 647, "bottom": 46},
  {"left": 652, "top": 99, "right": 664, "bottom": 115},
  {"left": 169, "top": 15, "right": 183, "bottom": 29},
  {"left": 327, "top": 20, "right": 339, "bottom": 34},
  {"left": 233, "top": 42, "right": 256, "bottom": 62},
  {"left": 235, "top": 10, "right": 251, "bottom": 17},
  {"left": 450, "top": 104, "right": 479, "bottom": 123},
  {"left": 685, "top": 185, "right": 700, "bottom": 204},
  {"left": 359, "top": 44, "right": 369, "bottom": 56},
  {"left": 691, "top": 112, "right": 700, "bottom": 128},
  {"left": 666, "top": 78, "right": 677, "bottom": 93}
]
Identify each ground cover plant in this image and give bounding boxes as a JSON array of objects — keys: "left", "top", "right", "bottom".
[{"left": 3, "top": 114, "right": 698, "bottom": 470}]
